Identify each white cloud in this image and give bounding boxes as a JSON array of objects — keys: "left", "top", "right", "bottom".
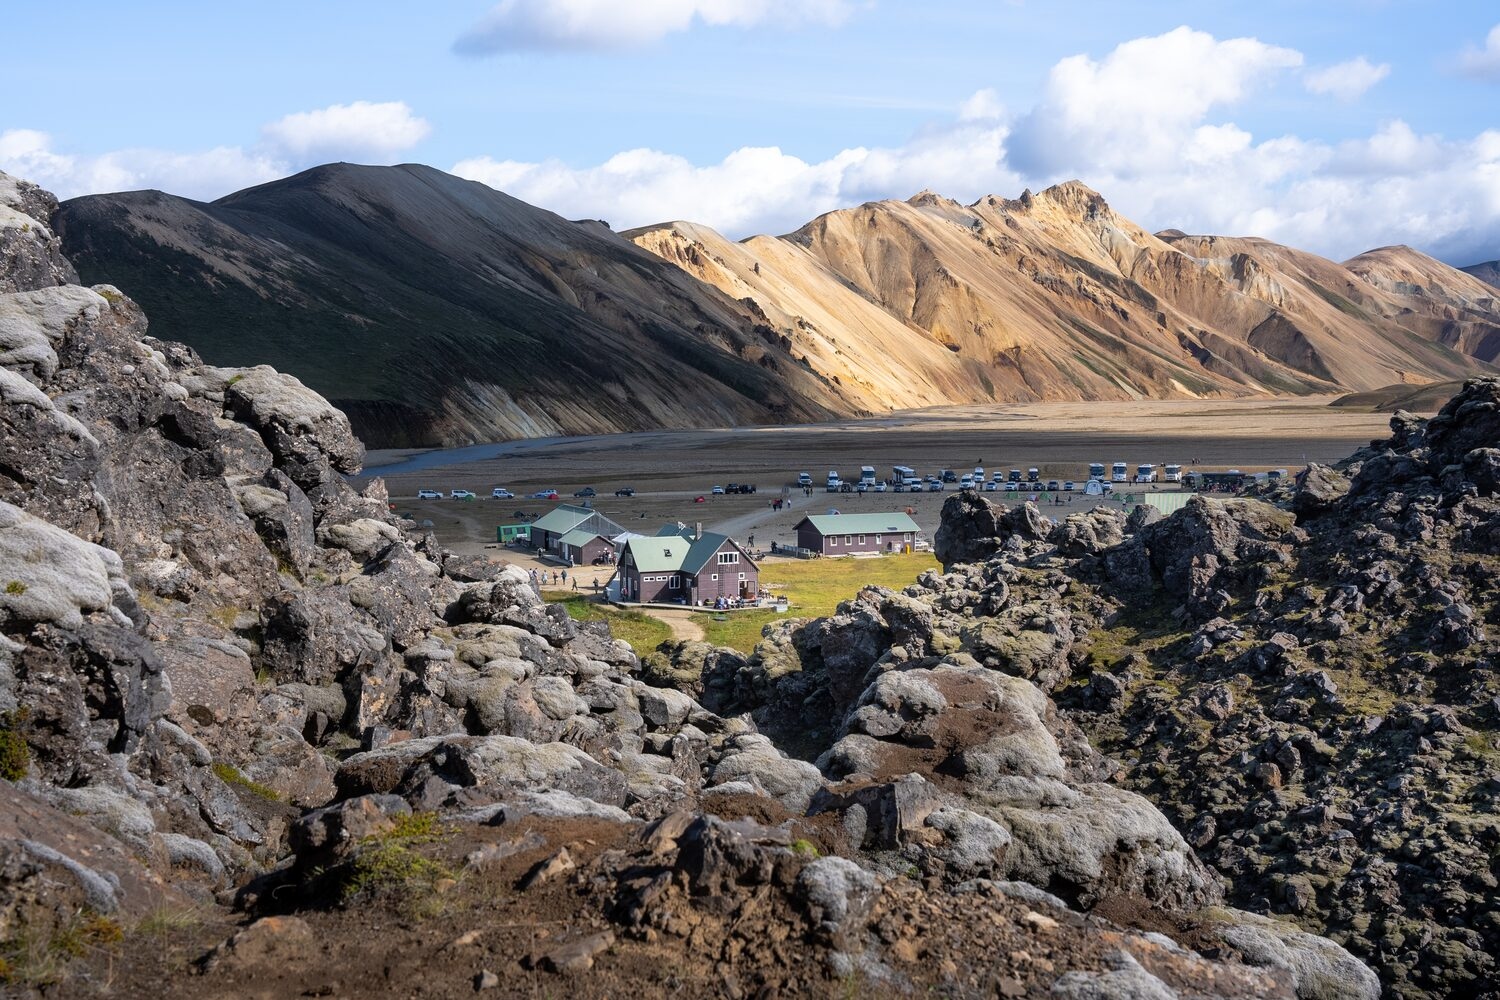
[
  {"left": 1460, "top": 23, "right": 1500, "bottom": 80},
  {"left": 0, "top": 101, "right": 432, "bottom": 203},
  {"left": 1007, "top": 26, "right": 1302, "bottom": 176},
  {"left": 1304, "top": 56, "right": 1390, "bottom": 101},
  {"left": 260, "top": 101, "right": 430, "bottom": 160},
  {"left": 451, "top": 27, "right": 1500, "bottom": 265},
  {"left": 454, "top": 0, "right": 855, "bottom": 54},
  {"left": 453, "top": 117, "right": 1015, "bottom": 236},
  {"left": 958, "top": 88, "right": 1004, "bottom": 121},
  {"left": 0, "top": 128, "right": 285, "bottom": 202}
]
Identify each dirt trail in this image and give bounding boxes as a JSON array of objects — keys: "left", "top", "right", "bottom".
[{"left": 641, "top": 608, "right": 706, "bottom": 642}]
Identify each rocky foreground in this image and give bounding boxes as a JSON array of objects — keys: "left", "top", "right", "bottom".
[{"left": 0, "top": 169, "right": 1439, "bottom": 999}]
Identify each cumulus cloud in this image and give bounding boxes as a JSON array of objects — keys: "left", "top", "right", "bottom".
[
  {"left": 1304, "top": 56, "right": 1390, "bottom": 101},
  {"left": 260, "top": 101, "right": 430, "bottom": 160},
  {"left": 0, "top": 101, "right": 432, "bottom": 204},
  {"left": 1007, "top": 26, "right": 1302, "bottom": 176},
  {"left": 451, "top": 27, "right": 1500, "bottom": 264},
  {"left": 0, "top": 128, "right": 285, "bottom": 202},
  {"left": 454, "top": 0, "right": 855, "bottom": 54},
  {"left": 453, "top": 117, "right": 1015, "bottom": 236},
  {"left": 1460, "top": 23, "right": 1500, "bottom": 80}
]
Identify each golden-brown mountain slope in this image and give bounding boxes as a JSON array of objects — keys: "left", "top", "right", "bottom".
[{"left": 630, "top": 182, "right": 1498, "bottom": 407}]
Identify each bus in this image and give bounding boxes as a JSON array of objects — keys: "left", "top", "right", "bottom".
[
  {"left": 1111, "top": 462, "right": 1129, "bottom": 483},
  {"left": 1163, "top": 464, "right": 1183, "bottom": 483},
  {"left": 1135, "top": 464, "right": 1156, "bottom": 483},
  {"left": 1088, "top": 463, "right": 1106, "bottom": 481},
  {"left": 859, "top": 466, "right": 877, "bottom": 486}
]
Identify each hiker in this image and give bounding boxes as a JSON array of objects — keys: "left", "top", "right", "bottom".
[
  {"left": 593, "top": 577, "right": 600, "bottom": 593},
  {"left": 571, "top": 579, "right": 578, "bottom": 591},
  {"left": 748, "top": 533, "right": 755, "bottom": 547},
  {"left": 561, "top": 568, "right": 568, "bottom": 585}
]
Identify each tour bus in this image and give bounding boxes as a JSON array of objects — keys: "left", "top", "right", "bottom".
[
  {"left": 1135, "top": 464, "right": 1157, "bottom": 484},
  {"left": 1089, "top": 462, "right": 1107, "bottom": 481},
  {"left": 797, "top": 471, "right": 812, "bottom": 487},
  {"left": 893, "top": 465, "right": 915, "bottom": 485},
  {"left": 1112, "top": 462, "right": 1129, "bottom": 483},
  {"left": 826, "top": 470, "right": 842, "bottom": 492},
  {"left": 1163, "top": 464, "right": 1183, "bottom": 483},
  {"left": 1027, "top": 467, "right": 1040, "bottom": 482},
  {"left": 859, "top": 466, "right": 877, "bottom": 487}
]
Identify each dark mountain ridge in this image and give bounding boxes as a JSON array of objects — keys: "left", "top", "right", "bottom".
[{"left": 54, "top": 163, "right": 844, "bottom": 447}]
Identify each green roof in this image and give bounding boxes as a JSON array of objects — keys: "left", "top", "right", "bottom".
[
  {"left": 530, "top": 504, "right": 595, "bottom": 535},
  {"left": 623, "top": 531, "right": 749, "bottom": 574},
  {"left": 798, "top": 513, "right": 920, "bottom": 537},
  {"left": 622, "top": 535, "right": 694, "bottom": 573},
  {"left": 559, "top": 527, "right": 610, "bottom": 549}
]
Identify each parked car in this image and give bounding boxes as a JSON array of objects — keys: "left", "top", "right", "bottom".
[
  {"left": 711, "top": 486, "right": 725, "bottom": 495},
  {"left": 574, "top": 487, "right": 597, "bottom": 498},
  {"left": 614, "top": 487, "right": 636, "bottom": 497},
  {"left": 531, "top": 489, "right": 559, "bottom": 499},
  {"left": 839, "top": 482, "right": 854, "bottom": 493},
  {"left": 873, "top": 482, "right": 887, "bottom": 492},
  {"left": 1004, "top": 482, "right": 1018, "bottom": 492},
  {"left": 892, "top": 482, "right": 907, "bottom": 493},
  {"left": 491, "top": 488, "right": 515, "bottom": 499},
  {"left": 983, "top": 480, "right": 998, "bottom": 491},
  {"left": 927, "top": 481, "right": 942, "bottom": 492},
  {"left": 451, "top": 489, "right": 476, "bottom": 500},
  {"left": 416, "top": 489, "right": 442, "bottom": 499},
  {"left": 1063, "top": 481, "right": 1076, "bottom": 492},
  {"left": 1047, "top": 480, "right": 1060, "bottom": 492}
]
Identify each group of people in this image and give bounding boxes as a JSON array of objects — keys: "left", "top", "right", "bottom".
[{"left": 527, "top": 566, "right": 604, "bottom": 593}]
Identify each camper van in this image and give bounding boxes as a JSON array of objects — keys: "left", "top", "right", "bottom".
[
  {"left": 797, "top": 471, "right": 812, "bottom": 488},
  {"left": 1027, "top": 468, "right": 1040, "bottom": 483},
  {"left": 1111, "top": 462, "right": 1129, "bottom": 483},
  {"left": 1135, "top": 464, "right": 1157, "bottom": 484},
  {"left": 1008, "top": 468, "right": 1023, "bottom": 482},
  {"left": 973, "top": 467, "right": 985, "bottom": 482},
  {"left": 1088, "top": 463, "right": 1106, "bottom": 481},
  {"left": 1163, "top": 464, "right": 1183, "bottom": 483},
  {"left": 859, "top": 466, "right": 877, "bottom": 487},
  {"left": 826, "top": 471, "right": 842, "bottom": 492}
]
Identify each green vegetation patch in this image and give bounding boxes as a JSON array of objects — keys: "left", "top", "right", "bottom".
[
  {"left": 340, "top": 813, "right": 455, "bottom": 918},
  {"left": 211, "top": 762, "right": 282, "bottom": 802},
  {"left": 543, "top": 591, "right": 673, "bottom": 654},
  {"left": 694, "top": 552, "right": 940, "bottom": 653},
  {"left": 0, "top": 709, "right": 31, "bottom": 782}
]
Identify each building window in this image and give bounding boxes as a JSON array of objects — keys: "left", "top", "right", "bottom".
[
  {"left": 875, "top": 535, "right": 882, "bottom": 544},
  {"left": 738, "top": 572, "right": 746, "bottom": 580},
  {"left": 829, "top": 536, "right": 839, "bottom": 546},
  {"left": 858, "top": 534, "right": 866, "bottom": 544},
  {"left": 903, "top": 533, "right": 911, "bottom": 541},
  {"left": 711, "top": 573, "right": 719, "bottom": 581},
  {"left": 844, "top": 535, "right": 852, "bottom": 545},
  {"left": 669, "top": 575, "right": 680, "bottom": 589},
  {"left": 717, "top": 552, "right": 738, "bottom": 565}
]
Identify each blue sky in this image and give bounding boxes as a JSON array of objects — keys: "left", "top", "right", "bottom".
[{"left": 4, "top": 1, "right": 1499, "bottom": 263}]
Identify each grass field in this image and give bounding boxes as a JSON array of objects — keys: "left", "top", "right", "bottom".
[
  {"left": 694, "top": 551, "right": 940, "bottom": 652},
  {"left": 541, "top": 590, "right": 673, "bottom": 654}
]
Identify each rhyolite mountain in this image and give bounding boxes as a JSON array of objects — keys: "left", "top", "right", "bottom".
[
  {"left": 52, "top": 163, "right": 847, "bottom": 448},
  {"left": 57, "top": 165, "right": 1500, "bottom": 448},
  {"left": 631, "top": 187, "right": 1500, "bottom": 406}
]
